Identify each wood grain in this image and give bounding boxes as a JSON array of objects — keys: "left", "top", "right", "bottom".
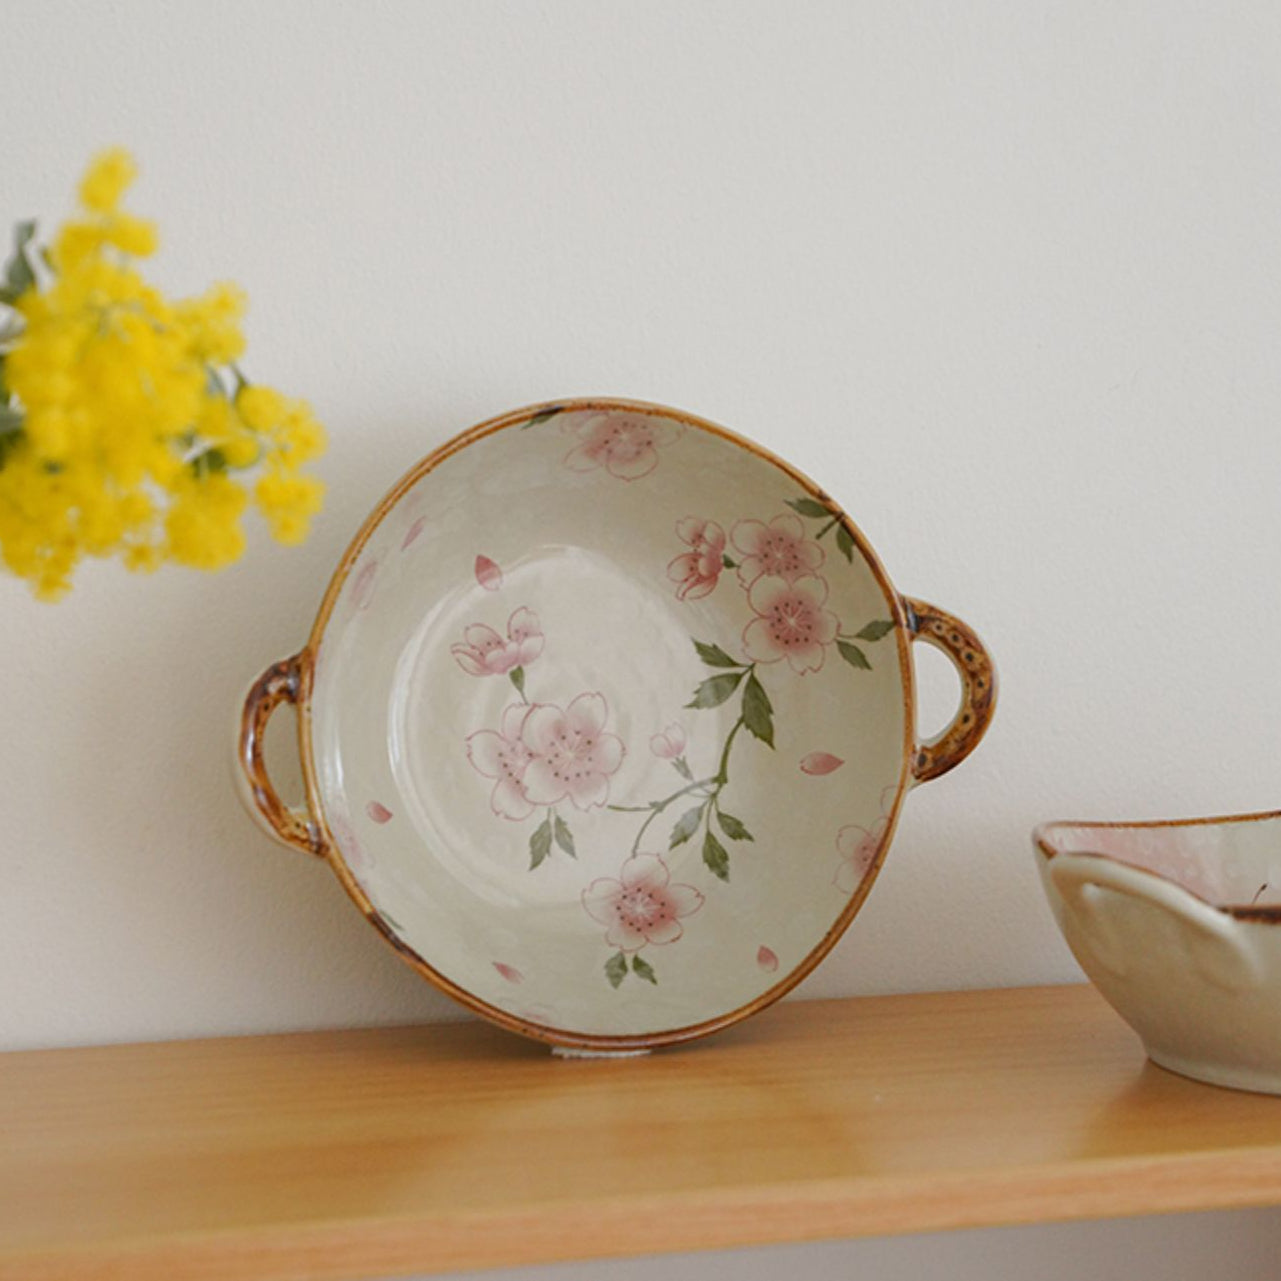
[{"left": 5, "top": 985, "right": 1281, "bottom": 1280}]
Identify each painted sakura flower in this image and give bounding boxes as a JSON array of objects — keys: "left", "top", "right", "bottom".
[
  {"left": 582, "top": 852, "right": 705, "bottom": 951},
  {"left": 466, "top": 703, "right": 536, "bottom": 820},
  {"left": 649, "top": 723, "right": 687, "bottom": 760},
  {"left": 475, "top": 555, "right": 503, "bottom": 591},
  {"left": 493, "top": 962, "right": 523, "bottom": 984},
  {"left": 730, "top": 514, "right": 824, "bottom": 587},
  {"left": 834, "top": 818, "right": 888, "bottom": 894},
  {"left": 742, "top": 574, "right": 839, "bottom": 674},
  {"left": 519, "top": 692, "right": 625, "bottom": 811},
  {"left": 365, "top": 801, "right": 393, "bottom": 824},
  {"left": 800, "top": 752, "right": 845, "bottom": 776},
  {"left": 451, "top": 607, "right": 544, "bottom": 676},
  {"left": 757, "top": 945, "right": 779, "bottom": 972},
  {"left": 563, "top": 412, "right": 682, "bottom": 481},
  {"left": 667, "top": 517, "right": 726, "bottom": 601}
]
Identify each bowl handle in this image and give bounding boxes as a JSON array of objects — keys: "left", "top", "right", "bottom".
[
  {"left": 236, "top": 653, "right": 326, "bottom": 857},
  {"left": 905, "top": 599, "right": 997, "bottom": 784},
  {"left": 1049, "top": 851, "right": 1261, "bottom": 991}
]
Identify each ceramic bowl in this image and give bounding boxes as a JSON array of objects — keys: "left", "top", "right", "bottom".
[
  {"left": 1035, "top": 812, "right": 1281, "bottom": 1093},
  {"left": 238, "top": 398, "right": 996, "bottom": 1051}
]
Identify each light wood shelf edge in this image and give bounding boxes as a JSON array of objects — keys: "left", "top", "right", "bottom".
[{"left": 5, "top": 984, "right": 1281, "bottom": 1281}]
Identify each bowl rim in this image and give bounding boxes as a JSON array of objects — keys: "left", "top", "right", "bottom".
[
  {"left": 1034, "top": 809, "right": 1281, "bottom": 923},
  {"left": 293, "top": 396, "right": 921, "bottom": 1050}
]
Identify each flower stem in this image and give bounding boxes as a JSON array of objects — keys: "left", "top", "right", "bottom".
[{"left": 815, "top": 516, "right": 840, "bottom": 539}]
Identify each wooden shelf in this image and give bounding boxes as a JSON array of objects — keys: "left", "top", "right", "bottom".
[{"left": 6, "top": 984, "right": 1281, "bottom": 1280}]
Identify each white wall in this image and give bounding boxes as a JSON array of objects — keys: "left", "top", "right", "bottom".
[{"left": 6, "top": 1, "right": 1281, "bottom": 1275}]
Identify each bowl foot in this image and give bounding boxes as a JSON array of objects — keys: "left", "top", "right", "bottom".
[{"left": 552, "top": 1046, "right": 652, "bottom": 1061}]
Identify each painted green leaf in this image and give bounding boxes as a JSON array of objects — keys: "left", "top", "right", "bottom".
[
  {"left": 529, "top": 816, "right": 553, "bottom": 869},
  {"left": 703, "top": 830, "right": 730, "bottom": 881},
  {"left": 509, "top": 666, "right": 526, "bottom": 697},
  {"left": 379, "top": 909, "right": 404, "bottom": 933},
  {"left": 722, "top": 554, "right": 738, "bottom": 569},
  {"left": 835, "top": 523, "right": 856, "bottom": 563},
  {"left": 717, "top": 810, "right": 754, "bottom": 842},
  {"left": 856, "top": 619, "right": 894, "bottom": 642},
  {"left": 605, "top": 950, "right": 628, "bottom": 988},
  {"left": 742, "top": 672, "right": 775, "bottom": 748},
  {"left": 670, "top": 804, "right": 705, "bottom": 848},
  {"left": 786, "top": 496, "right": 831, "bottom": 519},
  {"left": 694, "top": 639, "right": 740, "bottom": 669},
  {"left": 522, "top": 405, "right": 565, "bottom": 429},
  {"left": 631, "top": 954, "right": 658, "bottom": 984},
  {"left": 673, "top": 755, "right": 694, "bottom": 781},
  {"left": 687, "top": 670, "right": 745, "bottom": 709},
  {"left": 837, "top": 639, "right": 871, "bottom": 670},
  {"left": 553, "top": 813, "right": 576, "bottom": 857}
]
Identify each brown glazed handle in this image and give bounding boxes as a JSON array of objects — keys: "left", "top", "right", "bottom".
[
  {"left": 905, "top": 599, "right": 997, "bottom": 784},
  {"left": 236, "top": 654, "right": 325, "bottom": 857}
]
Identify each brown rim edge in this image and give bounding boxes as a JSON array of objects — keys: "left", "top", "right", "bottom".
[
  {"left": 293, "top": 396, "right": 974, "bottom": 1051},
  {"left": 1034, "top": 809, "right": 1281, "bottom": 923}
]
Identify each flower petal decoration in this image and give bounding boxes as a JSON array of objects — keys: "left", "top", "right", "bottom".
[
  {"left": 583, "top": 852, "right": 705, "bottom": 953},
  {"left": 742, "top": 574, "right": 839, "bottom": 674},
  {"left": 667, "top": 517, "right": 726, "bottom": 601},
  {"left": 475, "top": 555, "right": 503, "bottom": 590},
  {"left": 730, "top": 513, "right": 824, "bottom": 587},
  {"left": 800, "top": 752, "right": 844, "bottom": 776},
  {"left": 402, "top": 517, "right": 427, "bottom": 550},
  {"left": 562, "top": 412, "right": 682, "bottom": 481}
]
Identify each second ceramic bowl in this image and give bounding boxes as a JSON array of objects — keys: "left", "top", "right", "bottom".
[
  {"left": 238, "top": 398, "right": 996, "bottom": 1051},
  {"left": 1036, "top": 811, "right": 1281, "bottom": 1093}
]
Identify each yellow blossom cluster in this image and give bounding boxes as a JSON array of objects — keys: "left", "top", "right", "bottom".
[{"left": 0, "top": 149, "right": 325, "bottom": 599}]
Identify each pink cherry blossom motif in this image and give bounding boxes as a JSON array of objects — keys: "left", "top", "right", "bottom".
[
  {"left": 350, "top": 560, "right": 378, "bottom": 610},
  {"left": 451, "top": 607, "right": 545, "bottom": 676},
  {"left": 466, "top": 703, "right": 537, "bottom": 820},
  {"left": 667, "top": 517, "right": 726, "bottom": 601},
  {"left": 563, "top": 412, "right": 682, "bottom": 481},
  {"left": 757, "top": 945, "right": 780, "bottom": 972},
  {"left": 742, "top": 574, "right": 839, "bottom": 674},
  {"left": 800, "top": 752, "right": 845, "bottom": 776},
  {"left": 493, "top": 962, "right": 523, "bottom": 984},
  {"left": 401, "top": 517, "right": 427, "bottom": 551},
  {"left": 834, "top": 818, "right": 889, "bottom": 894},
  {"left": 475, "top": 555, "right": 503, "bottom": 591},
  {"left": 519, "top": 693, "right": 625, "bottom": 811},
  {"left": 582, "top": 852, "right": 705, "bottom": 952},
  {"left": 730, "top": 514, "right": 824, "bottom": 587},
  {"left": 365, "top": 801, "right": 393, "bottom": 824},
  {"left": 649, "top": 723, "right": 687, "bottom": 760}
]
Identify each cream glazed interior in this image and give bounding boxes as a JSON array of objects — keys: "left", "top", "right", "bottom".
[{"left": 307, "top": 402, "right": 918, "bottom": 1043}]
